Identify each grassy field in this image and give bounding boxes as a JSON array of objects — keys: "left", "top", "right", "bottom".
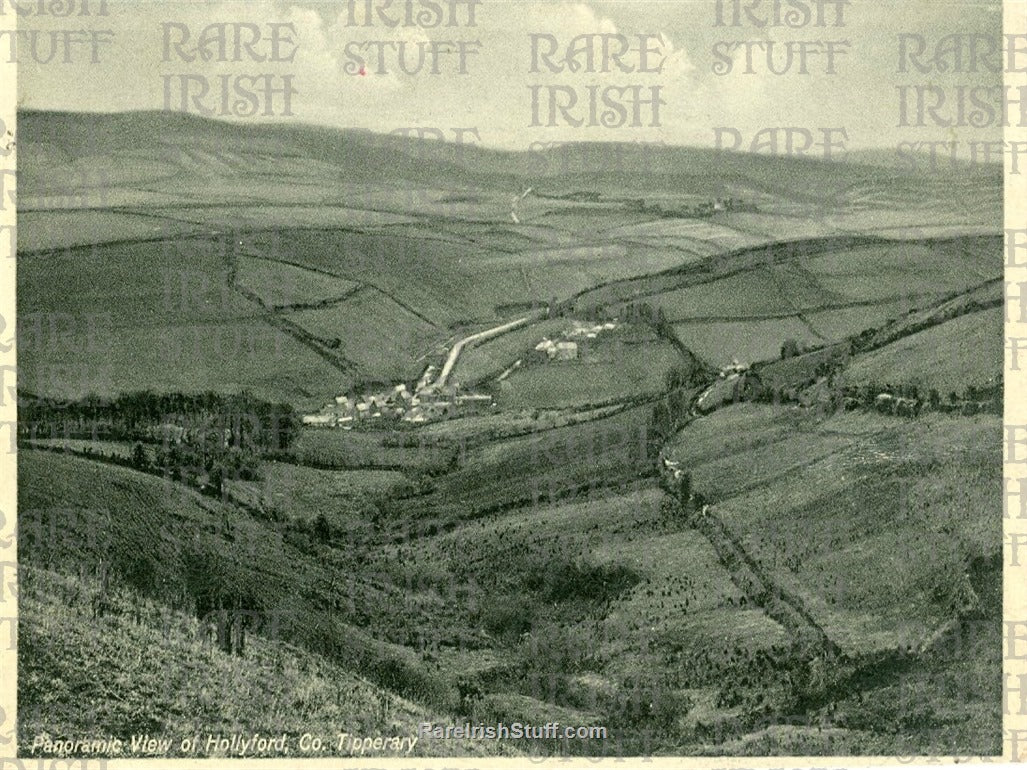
[
  {"left": 241, "top": 229, "right": 530, "bottom": 327},
  {"left": 235, "top": 256, "right": 360, "bottom": 309},
  {"left": 18, "top": 239, "right": 257, "bottom": 325},
  {"left": 649, "top": 269, "right": 822, "bottom": 320},
  {"left": 840, "top": 307, "right": 1002, "bottom": 394},
  {"left": 448, "top": 318, "right": 568, "bottom": 386},
  {"left": 147, "top": 205, "right": 419, "bottom": 231},
  {"left": 672, "top": 318, "right": 823, "bottom": 368},
  {"left": 17, "top": 238, "right": 348, "bottom": 407},
  {"left": 394, "top": 404, "right": 659, "bottom": 529},
  {"left": 17, "top": 209, "right": 202, "bottom": 251},
  {"left": 286, "top": 288, "right": 443, "bottom": 383},
  {"left": 604, "top": 218, "right": 768, "bottom": 252},
  {"left": 291, "top": 428, "right": 458, "bottom": 474},
  {"left": 226, "top": 462, "right": 413, "bottom": 531},
  {"left": 805, "top": 242, "right": 999, "bottom": 301},
  {"left": 23, "top": 438, "right": 140, "bottom": 461},
  {"left": 484, "top": 245, "right": 700, "bottom": 305},
  {"left": 497, "top": 343, "right": 681, "bottom": 409},
  {"left": 804, "top": 302, "right": 912, "bottom": 341},
  {"left": 18, "top": 320, "right": 347, "bottom": 410}
]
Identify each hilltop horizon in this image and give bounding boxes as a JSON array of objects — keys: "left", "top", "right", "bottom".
[{"left": 14, "top": 107, "right": 1006, "bottom": 172}]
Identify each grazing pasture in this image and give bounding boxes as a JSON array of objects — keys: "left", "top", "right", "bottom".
[
  {"left": 17, "top": 209, "right": 201, "bottom": 252},
  {"left": 449, "top": 318, "right": 568, "bottom": 386},
  {"left": 671, "top": 318, "right": 822, "bottom": 367},
  {"left": 18, "top": 320, "right": 347, "bottom": 410},
  {"left": 805, "top": 243, "right": 998, "bottom": 301},
  {"left": 840, "top": 308, "right": 1002, "bottom": 394},
  {"left": 240, "top": 229, "right": 528, "bottom": 326},
  {"left": 286, "top": 288, "right": 444, "bottom": 383},
  {"left": 497, "top": 343, "right": 681, "bottom": 409},
  {"left": 235, "top": 256, "right": 360, "bottom": 309},
  {"left": 648, "top": 269, "right": 814, "bottom": 320},
  {"left": 665, "top": 405, "right": 999, "bottom": 654},
  {"left": 227, "top": 462, "right": 412, "bottom": 531},
  {"left": 804, "top": 302, "right": 912, "bottom": 341},
  {"left": 291, "top": 428, "right": 457, "bottom": 474}
]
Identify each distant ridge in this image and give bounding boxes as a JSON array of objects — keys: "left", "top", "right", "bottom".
[{"left": 17, "top": 109, "right": 1002, "bottom": 203}]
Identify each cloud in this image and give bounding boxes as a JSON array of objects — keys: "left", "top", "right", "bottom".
[{"left": 15, "top": 0, "right": 1001, "bottom": 151}]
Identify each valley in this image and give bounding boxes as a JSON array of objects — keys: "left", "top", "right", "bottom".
[{"left": 15, "top": 109, "right": 1003, "bottom": 758}]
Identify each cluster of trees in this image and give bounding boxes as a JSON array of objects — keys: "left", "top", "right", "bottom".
[
  {"left": 21, "top": 390, "right": 301, "bottom": 497},
  {"left": 20, "top": 390, "right": 301, "bottom": 452},
  {"left": 780, "top": 339, "right": 803, "bottom": 359},
  {"left": 648, "top": 390, "right": 689, "bottom": 445},
  {"left": 648, "top": 366, "right": 711, "bottom": 453},
  {"left": 751, "top": 378, "right": 1001, "bottom": 418},
  {"left": 841, "top": 381, "right": 1001, "bottom": 417},
  {"left": 145, "top": 441, "right": 262, "bottom": 496},
  {"left": 620, "top": 300, "right": 671, "bottom": 335}
]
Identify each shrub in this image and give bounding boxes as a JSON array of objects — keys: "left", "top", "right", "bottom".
[{"left": 479, "top": 594, "right": 536, "bottom": 642}]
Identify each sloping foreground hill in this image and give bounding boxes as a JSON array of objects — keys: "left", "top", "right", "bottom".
[
  {"left": 20, "top": 567, "right": 489, "bottom": 759},
  {"left": 16, "top": 450, "right": 511, "bottom": 758}
]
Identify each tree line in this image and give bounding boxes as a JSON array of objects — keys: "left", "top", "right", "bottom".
[
  {"left": 20, "top": 390, "right": 301, "bottom": 451},
  {"left": 20, "top": 390, "right": 302, "bottom": 497}
]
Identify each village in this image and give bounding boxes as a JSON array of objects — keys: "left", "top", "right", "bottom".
[
  {"left": 301, "top": 319, "right": 621, "bottom": 427},
  {"left": 300, "top": 364, "right": 495, "bottom": 427}
]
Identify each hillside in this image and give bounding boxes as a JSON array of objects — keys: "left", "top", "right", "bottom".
[
  {"left": 16, "top": 111, "right": 1002, "bottom": 406},
  {"left": 16, "top": 449, "right": 515, "bottom": 757},
  {"left": 20, "top": 567, "right": 499, "bottom": 759}
]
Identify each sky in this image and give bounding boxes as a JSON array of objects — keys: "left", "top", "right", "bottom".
[{"left": 12, "top": 0, "right": 1006, "bottom": 151}]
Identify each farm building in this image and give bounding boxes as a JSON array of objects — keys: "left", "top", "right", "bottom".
[
  {"left": 534, "top": 338, "right": 579, "bottom": 361},
  {"left": 417, "top": 365, "right": 437, "bottom": 391},
  {"left": 719, "top": 359, "right": 749, "bottom": 378}
]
